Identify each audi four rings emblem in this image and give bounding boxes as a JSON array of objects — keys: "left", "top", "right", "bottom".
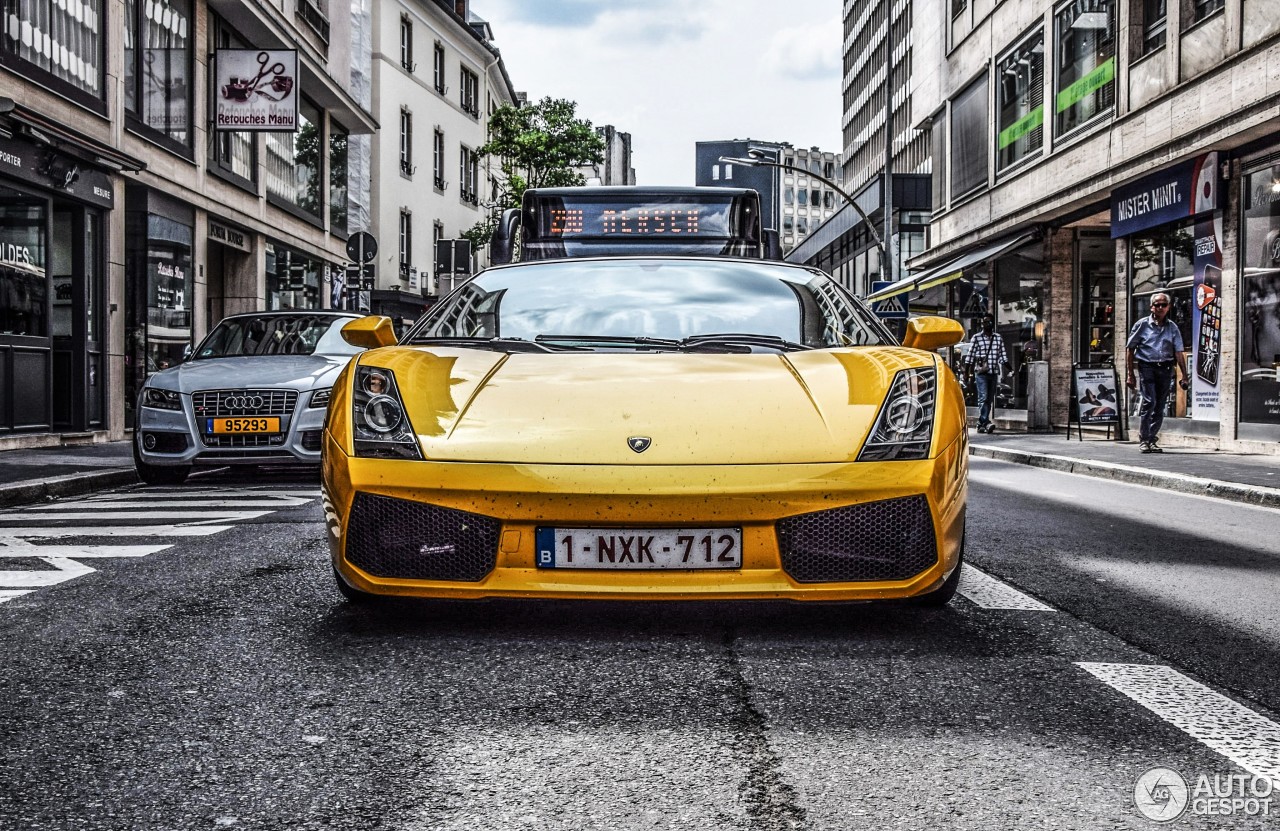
[
  {"left": 628, "top": 436, "right": 652, "bottom": 453},
  {"left": 222, "top": 394, "right": 265, "bottom": 410}
]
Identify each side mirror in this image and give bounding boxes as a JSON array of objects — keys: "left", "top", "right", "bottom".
[
  {"left": 489, "top": 207, "right": 520, "bottom": 265},
  {"left": 762, "top": 229, "right": 782, "bottom": 261},
  {"left": 902, "top": 316, "right": 964, "bottom": 351},
  {"left": 341, "top": 315, "right": 398, "bottom": 349},
  {"left": 181, "top": 343, "right": 193, "bottom": 362}
]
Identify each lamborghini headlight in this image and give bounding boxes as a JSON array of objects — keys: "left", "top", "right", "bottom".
[
  {"left": 857, "top": 367, "right": 937, "bottom": 461},
  {"left": 141, "top": 387, "right": 182, "bottom": 411},
  {"left": 351, "top": 366, "right": 421, "bottom": 459}
]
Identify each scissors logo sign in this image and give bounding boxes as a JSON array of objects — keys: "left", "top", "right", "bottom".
[{"left": 213, "top": 49, "right": 298, "bottom": 132}]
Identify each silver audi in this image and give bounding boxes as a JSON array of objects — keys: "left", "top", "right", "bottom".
[{"left": 133, "top": 311, "right": 368, "bottom": 484}]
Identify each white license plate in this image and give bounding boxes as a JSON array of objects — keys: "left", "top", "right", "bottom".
[{"left": 535, "top": 527, "right": 742, "bottom": 570}]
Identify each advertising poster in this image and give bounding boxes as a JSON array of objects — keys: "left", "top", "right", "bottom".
[
  {"left": 1074, "top": 367, "right": 1120, "bottom": 424},
  {"left": 214, "top": 49, "right": 298, "bottom": 132},
  {"left": 1190, "top": 210, "right": 1223, "bottom": 421}
]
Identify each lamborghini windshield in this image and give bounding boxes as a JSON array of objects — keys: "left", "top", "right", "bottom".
[
  {"left": 193, "top": 314, "right": 363, "bottom": 358},
  {"left": 404, "top": 258, "right": 893, "bottom": 351}
]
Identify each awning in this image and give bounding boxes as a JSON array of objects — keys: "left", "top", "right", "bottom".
[{"left": 865, "top": 231, "right": 1039, "bottom": 302}]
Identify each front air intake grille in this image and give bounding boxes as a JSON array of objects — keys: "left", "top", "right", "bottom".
[
  {"left": 201, "top": 433, "right": 287, "bottom": 448},
  {"left": 345, "top": 493, "right": 500, "bottom": 582},
  {"left": 775, "top": 495, "right": 937, "bottom": 583},
  {"left": 193, "top": 389, "right": 298, "bottom": 418},
  {"left": 300, "top": 430, "right": 322, "bottom": 451}
]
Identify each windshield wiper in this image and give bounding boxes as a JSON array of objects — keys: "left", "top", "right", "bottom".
[
  {"left": 534, "top": 334, "right": 682, "bottom": 349},
  {"left": 409, "top": 336, "right": 586, "bottom": 353},
  {"left": 677, "top": 333, "right": 810, "bottom": 352}
]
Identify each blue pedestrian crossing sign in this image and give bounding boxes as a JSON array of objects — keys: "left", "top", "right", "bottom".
[{"left": 870, "top": 282, "right": 908, "bottom": 319}]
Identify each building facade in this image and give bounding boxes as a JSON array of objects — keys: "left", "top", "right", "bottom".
[
  {"left": 370, "top": 0, "right": 517, "bottom": 325},
  {"left": 694, "top": 140, "right": 843, "bottom": 256},
  {"left": 904, "top": 0, "right": 1280, "bottom": 451},
  {"left": 0, "top": 0, "right": 377, "bottom": 450},
  {"left": 788, "top": 0, "right": 930, "bottom": 294},
  {"left": 577, "top": 124, "right": 635, "bottom": 186}
]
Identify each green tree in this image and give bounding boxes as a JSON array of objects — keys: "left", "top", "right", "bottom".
[{"left": 465, "top": 97, "right": 605, "bottom": 248}]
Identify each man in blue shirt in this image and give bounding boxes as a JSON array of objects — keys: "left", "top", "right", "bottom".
[{"left": 1125, "top": 292, "right": 1190, "bottom": 453}]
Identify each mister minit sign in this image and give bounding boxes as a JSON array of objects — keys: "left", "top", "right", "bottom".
[{"left": 214, "top": 49, "right": 298, "bottom": 132}]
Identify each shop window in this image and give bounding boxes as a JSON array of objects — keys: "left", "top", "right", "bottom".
[
  {"left": 0, "top": 186, "right": 48, "bottom": 337},
  {"left": 1239, "top": 165, "right": 1280, "bottom": 426},
  {"left": 330, "top": 122, "right": 349, "bottom": 233},
  {"left": 1054, "top": 0, "right": 1116, "bottom": 139},
  {"left": 266, "top": 243, "right": 321, "bottom": 310},
  {"left": 124, "top": 0, "right": 192, "bottom": 151},
  {"left": 1130, "top": 221, "right": 1195, "bottom": 354},
  {"left": 996, "top": 32, "right": 1044, "bottom": 172},
  {"left": 950, "top": 75, "right": 989, "bottom": 198},
  {"left": 2, "top": 0, "right": 104, "bottom": 109},
  {"left": 266, "top": 98, "right": 323, "bottom": 218},
  {"left": 145, "top": 214, "right": 193, "bottom": 372},
  {"left": 208, "top": 14, "right": 256, "bottom": 184}
]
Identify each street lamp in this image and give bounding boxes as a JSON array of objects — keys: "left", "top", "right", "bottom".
[{"left": 718, "top": 150, "right": 887, "bottom": 263}]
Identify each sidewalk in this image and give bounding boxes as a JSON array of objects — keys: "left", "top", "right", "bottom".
[{"left": 0, "top": 431, "right": 1276, "bottom": 510}]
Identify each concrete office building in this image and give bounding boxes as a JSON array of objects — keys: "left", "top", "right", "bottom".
[
  {"left": 893, "top": 0, "right": 1280, "bottom": 451},
  {"left": 0, "top": 0, "right": 376, "bottom": 449}
]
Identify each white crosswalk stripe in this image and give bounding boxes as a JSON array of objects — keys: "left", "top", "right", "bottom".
[{"left": 0, "top": 486, "right": 319, "bottom": 604}]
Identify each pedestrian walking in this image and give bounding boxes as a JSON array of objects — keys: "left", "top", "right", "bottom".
[
  {"left": 964, "top": 314, "right": 1009, "bottom": 434},
  {"left": 1125, "top": 292, "right": 1190, "bottom": 453}
]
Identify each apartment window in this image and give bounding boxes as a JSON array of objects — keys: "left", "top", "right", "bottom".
[
  {"left": 1191, "top": 0, "right": 1224, "bottom": 24},
  {"left": 1134, "top": 0, "right": 1167, "bottom": 54},
  {"left": 400, "top": 108, "right": 414, "bottom": 177},
  {"left": 296, "top": 0, "right": 329, "bottom": 44},
  {"left": 952, "top": 0, "right": 967, "bottom": 16},
  {"left": 951, "top": 74, "right": 988, "bottom": 198},
  {"left": 996, "top": 32, "right": 1044, "bottom": 172},
  {"left": 1054, "top": 0, "right": 1115, "bottom": 138},
  {"left": 724, "top": 164, "right": 733, "bottom": 180},
  {"left": 399, "top": 210, "right": 412, "bottom": 280},
  {"left": 125, "top": 0, "right": 192, "bottom": 149},
  {"left": 711, "top": 165, "right": 720, "bottom": 181},
  {"left": 929, "top": 112, "right": 947, "bottom": 212},
  {"left": 208, "top": 14, "right": 255, "bottom": 183},
  {"left": 330, "top": 121, "right": 349, "bottom": 232},
  {"left": 3, "top": 0, "right": 104, "bottom": 107},
  {"left": 459, "top": 145, "right": 478, "bottom": 204},
  {"left": 433, "top": 129, "right": 446, "bottom": 190},
  {"left": 433, "top": 43, "right": 446, "bottom": 94},
  {"left": 460, "top": 67, "right": 479, "bottom": 117},
  {"left": 265, "top": 97, "right": 322, "bottom": 217},
  {"left": 400, "top": 14, "right": 414, "bottom": 71}
]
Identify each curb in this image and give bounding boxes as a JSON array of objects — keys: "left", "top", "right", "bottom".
[
  {"left": 0, "top": 469, "right": 139, "bottom": 509},
  {"left": 969, "top": 445, "right": 1280, "bottom": 510}
]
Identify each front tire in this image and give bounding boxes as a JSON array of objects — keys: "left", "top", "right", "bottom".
[
  {"left": 333, "top": 566, "right": 377, "bottom": 604},
  {"left": 133, "top": 437, "right": 191, "bottom": 486},
  {"left": 914, "top": 540, "right": 964, "bottom": 607}
]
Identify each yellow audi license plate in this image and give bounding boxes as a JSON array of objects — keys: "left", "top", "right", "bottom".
[
  {"left": 535, "top": 527, "right": 743, "bottom": 570},
  {"left": 207, "top": 417, "right": 280, "bottom": 434}
]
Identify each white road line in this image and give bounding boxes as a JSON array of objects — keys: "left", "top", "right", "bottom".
[
  {"left": 0, "top": 526, "right": 234, "bottom": 538},
  {"left": 0, "top": 543, "right": 171, "bottom": 558},
  {"left": 0, "top": 557, "right": 95, "bottom": 588},
  {"left": 1078, "top": 662, "right": 1280, "bottom": 785},
  {"left": 101, "top": 489, "right": 321, "bottom": 499},
  {"left": 30, "top": 498, "right": 314, "bottom": 509},
  {"left": 0, "top": 511, "right": 275, "bottom": 523},
  {"left": 958, "top": 564, "right": 1057, "bottom": 611},
  {"left": 0, "top": 590, "right": 33, "bottom": 604}
]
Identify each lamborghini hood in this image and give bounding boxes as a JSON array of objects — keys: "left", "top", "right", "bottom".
[{"left": 358, "top": 347, "right": 940, "bottom": 465}]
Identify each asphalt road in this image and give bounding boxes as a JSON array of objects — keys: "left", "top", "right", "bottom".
[{"left": 1, "top": 464, "right": 1278, "bottom": 830}]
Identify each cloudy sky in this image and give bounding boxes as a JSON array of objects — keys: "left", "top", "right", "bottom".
[{"left": 476, "top": 0, "right": 844, "bottom": 186}]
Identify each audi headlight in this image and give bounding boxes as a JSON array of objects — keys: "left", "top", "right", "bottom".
[
  {"left": 351, "top": 366, "right": 421, "bottom": 459},
  {"left": 857, "top": 367, "right": 937, "bottom": 461},
  {"left": 309, "top": 388, "right": 332, "bottom": 408},
  {"left": 141, "top": 387, "right": 182, "bottom": 411}
]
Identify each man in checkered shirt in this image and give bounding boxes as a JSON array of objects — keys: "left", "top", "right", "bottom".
[{"left": 964, "top": 314, "right": 1010, "bottom": 434}]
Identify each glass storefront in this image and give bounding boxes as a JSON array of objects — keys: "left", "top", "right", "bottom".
[
  {"left": 0, "top": 186, "right": 48, "bottom": 337},
  {"left": 1128, "top": 218, "right": 1196, "bottom": 420},
  {"left": 1241, "top": 163, "right": 1280, "bottom": 426},
  {"left": 266, "top": 243, "right": 324, "bottom": 310}
]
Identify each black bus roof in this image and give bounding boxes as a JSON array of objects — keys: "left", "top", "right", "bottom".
[{"left": 524, "top": 186, "right": 759, "bottom": 198}]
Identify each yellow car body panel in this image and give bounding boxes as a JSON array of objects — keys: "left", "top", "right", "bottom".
[{"left": 322, "top": 345, "right": 968, "bottom": 602}]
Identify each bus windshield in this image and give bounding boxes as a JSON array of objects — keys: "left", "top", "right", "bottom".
[{"left": 496, "top": 187, "right": 771, "bottom": 262}]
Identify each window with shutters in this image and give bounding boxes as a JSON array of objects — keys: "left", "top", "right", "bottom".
[{"left": 996, "top": 31, "right": 1044, "bottom": 172}]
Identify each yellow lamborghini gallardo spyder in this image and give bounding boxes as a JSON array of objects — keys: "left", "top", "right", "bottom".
[{"left": 322, "top": 257, "right": 967, "bottom": 605}]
